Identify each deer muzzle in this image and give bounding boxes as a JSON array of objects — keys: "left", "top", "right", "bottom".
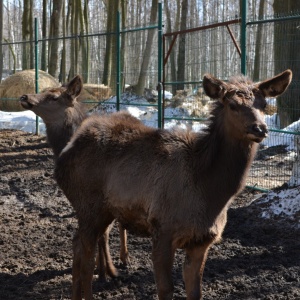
[
  {"left": 247, "top": 123, "right": 268, "bottom": 143},
  {"left": 20, "top": 95, "right": 33, "bottom": 109}
]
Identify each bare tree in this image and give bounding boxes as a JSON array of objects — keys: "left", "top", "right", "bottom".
[
  {"left": 176, "top": 0, "right": 188, "bottom": 91},
  {"left": 102, "top": 0, "right": 118, "bottom": 92},
  {"left": 59, "top": 0, "right": 66, "bottom": 83},
  {"left": 253, "top": 0, "right": 264, "bottom": 81},
  {"left": 29, "top": 0, "right": 33, "bottom": 69},
  {"left": 164, "top": 0, "right": 178, "bottom": 95},
  {"left": 68, "top": 0, "right": 78, "bottom": 79},
  {"left": 41, "top": 0, "right": 47, "bottom": 71},
  {"left": 48, "top": 0, "right": 63, "bottom": 77},
  {"left": 0, "top": 0, "right": 3, "bottom": 82},
  {"left": 81, "top": 0, "right": 90, "bottom": 83},
  {"left": 22, "top": 0, "right": 31, "bottom": 70},
  {"left": 120, "top": 0, "right": 127, "bottom": 90},
  {"left": 274, "top": 0, "right": 300, "bottom": 128},
  {"left": 135, "top": 0, "right": 158, "bottom": 95}
]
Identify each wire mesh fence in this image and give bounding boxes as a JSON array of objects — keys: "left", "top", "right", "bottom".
[
  {"left": 1, "top": 2, "right": 300, "bottom": 190},
  {"left": 245, "top": 15, "right": 300, "bottom": 190},
  {"left": 162, "top": 10, "right": 300, "bottom": 190}
]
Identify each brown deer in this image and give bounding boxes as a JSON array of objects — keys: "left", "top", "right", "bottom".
[
  {"left": 20, "top": 76, "right": 130, "bottom": 280},
  {"left": 21, "top": 70, "right": 292, "bottom": 300}
]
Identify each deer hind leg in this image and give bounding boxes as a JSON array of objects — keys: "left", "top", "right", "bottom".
[
  {"left": 97, "top": 225, "right": 118, "bottom": 281},
  {"left": 152, "top": 232, "right": 175, "bottom": 300},
  {"left": 183, "top": 242, "right": 211, "bottom": 300},
  {"left": 118, "top": 222, "right": 130, "bottom": 265}
]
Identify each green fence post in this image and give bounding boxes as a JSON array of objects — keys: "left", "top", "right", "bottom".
[
  {"left": 241, "top": 0, "right": 247, "bottom": 75},
  {"left": 35, "top": 17, "right": 39, "bottom": 135},
  {"left": 157, "top": 2, "right": 163, "bottom": 128},
  {"left": 116, "top": 11, "right": 121, "bottom": 111}
]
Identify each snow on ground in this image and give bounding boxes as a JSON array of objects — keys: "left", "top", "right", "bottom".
[
  {"left": 0, "top": 94, "right": 299, "bottom": 223},
  {"left": 263, "top": 113, "right": 300, "bottom": 151},
  {"left": 0, "top": 110, "right": 46, "bottom": 133},
  {"left": 255, "top": 187, "right": 300, "bottom": 227}
]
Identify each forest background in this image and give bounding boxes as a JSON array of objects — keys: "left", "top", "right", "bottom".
[{"left": 0, "top": 0, "right": 299, "bottom": 128}]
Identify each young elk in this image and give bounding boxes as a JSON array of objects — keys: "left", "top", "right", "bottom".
[
  {"left": 20, "top": 76, "right": 130, "bottom": 280},
  {"left": 23, "top": 70, "right": 292, "bottom": 300}
]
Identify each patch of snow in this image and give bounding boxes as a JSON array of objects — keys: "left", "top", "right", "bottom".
[
  {"left": 263, "top": 115, "right": 300, "bottom": 151},
  {"left": 265, "top": 113, "right": 280, "bottom": 129},
  {"left": 257, "top": 187, "right": 300, "bottom": 225},
  {"left": 266, "top": 97, "right": 276, "bottom": 106},
  {"left": 0, "top": 110, "right": 46, "bottom": 133},
  {"left": 164, "top": 91, "right": 173, "bottom": 99}
]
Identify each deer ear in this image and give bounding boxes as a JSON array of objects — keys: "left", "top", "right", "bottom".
[
  {"left": 203, "top": 74, "right": 227, "bottom": 100},
  {"left": 66, "top": 75, "right": 83, "bottom": 99},
  {"left": 258, "top": 69, "right": 292, "bottom": 97}
]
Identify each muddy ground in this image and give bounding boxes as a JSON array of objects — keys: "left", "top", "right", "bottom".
[{"left": 0, "top": 129, "right": 299, "bottom": 300}]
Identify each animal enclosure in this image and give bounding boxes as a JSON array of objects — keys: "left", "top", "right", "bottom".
[
  {"left": 1, "top": 1, "right": 300, "bottom": 190},
  {"left": 19, "top": 67, "right": 292, "bottom": 299}
]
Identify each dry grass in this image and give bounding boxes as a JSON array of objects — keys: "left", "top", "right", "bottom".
[
  {"left": 78, "top": 84, "right": 112, "bottom": 110},
  {"left": 0, "top": 71, "right": 112, "bottom": 112},
  {"left": 0, "top": 70, "right": 59, "bottom": 112}
]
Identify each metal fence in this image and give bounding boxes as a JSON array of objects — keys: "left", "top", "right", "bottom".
[
  {"left": 0, "top": 4, "right": 163, "bottom": 130},
  {"left": 161, "top": 2, "right": 300, "bottom": 191},
  {"left": 1, "top": 1, "right": 300, "bottom": 191}
]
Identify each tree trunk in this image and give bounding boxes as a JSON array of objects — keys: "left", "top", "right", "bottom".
[
  {"left": 0, "top": 0, "right": 3, "bottom": 82},
  {"left": 41, "top": 0, "right": 47, "bottom": 71},
  {"left": 48, "top": 0, "right": 63, "bottom": 77},
  {"left": 253, "top": 0, "right": 264, "bottom": 81},
  {"left": 120, "top": 0, "right": 127, "bottom": 91},
  {"left": 82, "top": 0, "right": 90, "bottom": 83},
  {"left": 164, "top": 0, "right": 177, "bottom": 95},
  {"left": 29, "top": 0, "right": 34, "bottom": 69},
  {"left": 274, "top": 0, "right": 300, "bottom": 128},
  {"left": 59, "top": 0, "right": 66, "bottom": 83},
  {"left": 22, "top": 0, "right": 31, "bottom": 70},
  {"left": 4, "top": 38, "right": 17, "bottom": 73},
  {"left": 102, "top": 0, "right": 118, "bottom": 94},
  {"left": 176, "top": 0, "right": 188, "bottom": 91},
  {"left": 273, "top": 0, "right": 300, "bottom": 186},
  {"left": 68, "top": 0, "right": 78, "bottom": 79},
  {"left": 135, "top": 0, "right": 158, "bottom": 96}
]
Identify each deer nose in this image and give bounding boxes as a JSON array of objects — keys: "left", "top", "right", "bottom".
[
  {"left": 252, "top": 124, "right": 268, "bottom": 136},
  {"left": 20, "top": 94, "right": 34, "bottom": 109}
]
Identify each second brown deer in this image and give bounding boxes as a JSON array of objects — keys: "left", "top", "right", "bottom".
[{"left": 20, "top": 76, "right": 130, "bottom": 280}]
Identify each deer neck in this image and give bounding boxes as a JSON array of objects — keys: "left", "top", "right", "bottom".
[
  {"left": 194, "top": 120, "right": 259, "bottom": 213},
  {"left": 45, "top": 106, "right": 86, "bottom": 158}
]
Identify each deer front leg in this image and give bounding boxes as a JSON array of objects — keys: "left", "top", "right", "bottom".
[
  {"left": 152, "top": 232, "right": 175, "bottom": 300},
  {"left": 183, "top": 242, "right": 211, "bottom": 300},
  {"left": 80, "top": 234, "right": 99, "bottom": 300}
]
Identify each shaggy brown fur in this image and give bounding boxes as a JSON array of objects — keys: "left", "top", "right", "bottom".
[{"left": 22, "top": 70, "right": 292, "bottom": 300}]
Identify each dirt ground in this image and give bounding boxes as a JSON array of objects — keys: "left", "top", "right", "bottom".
[{"left": 0, "top": 129, "right": 299, "bottom": 300}]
